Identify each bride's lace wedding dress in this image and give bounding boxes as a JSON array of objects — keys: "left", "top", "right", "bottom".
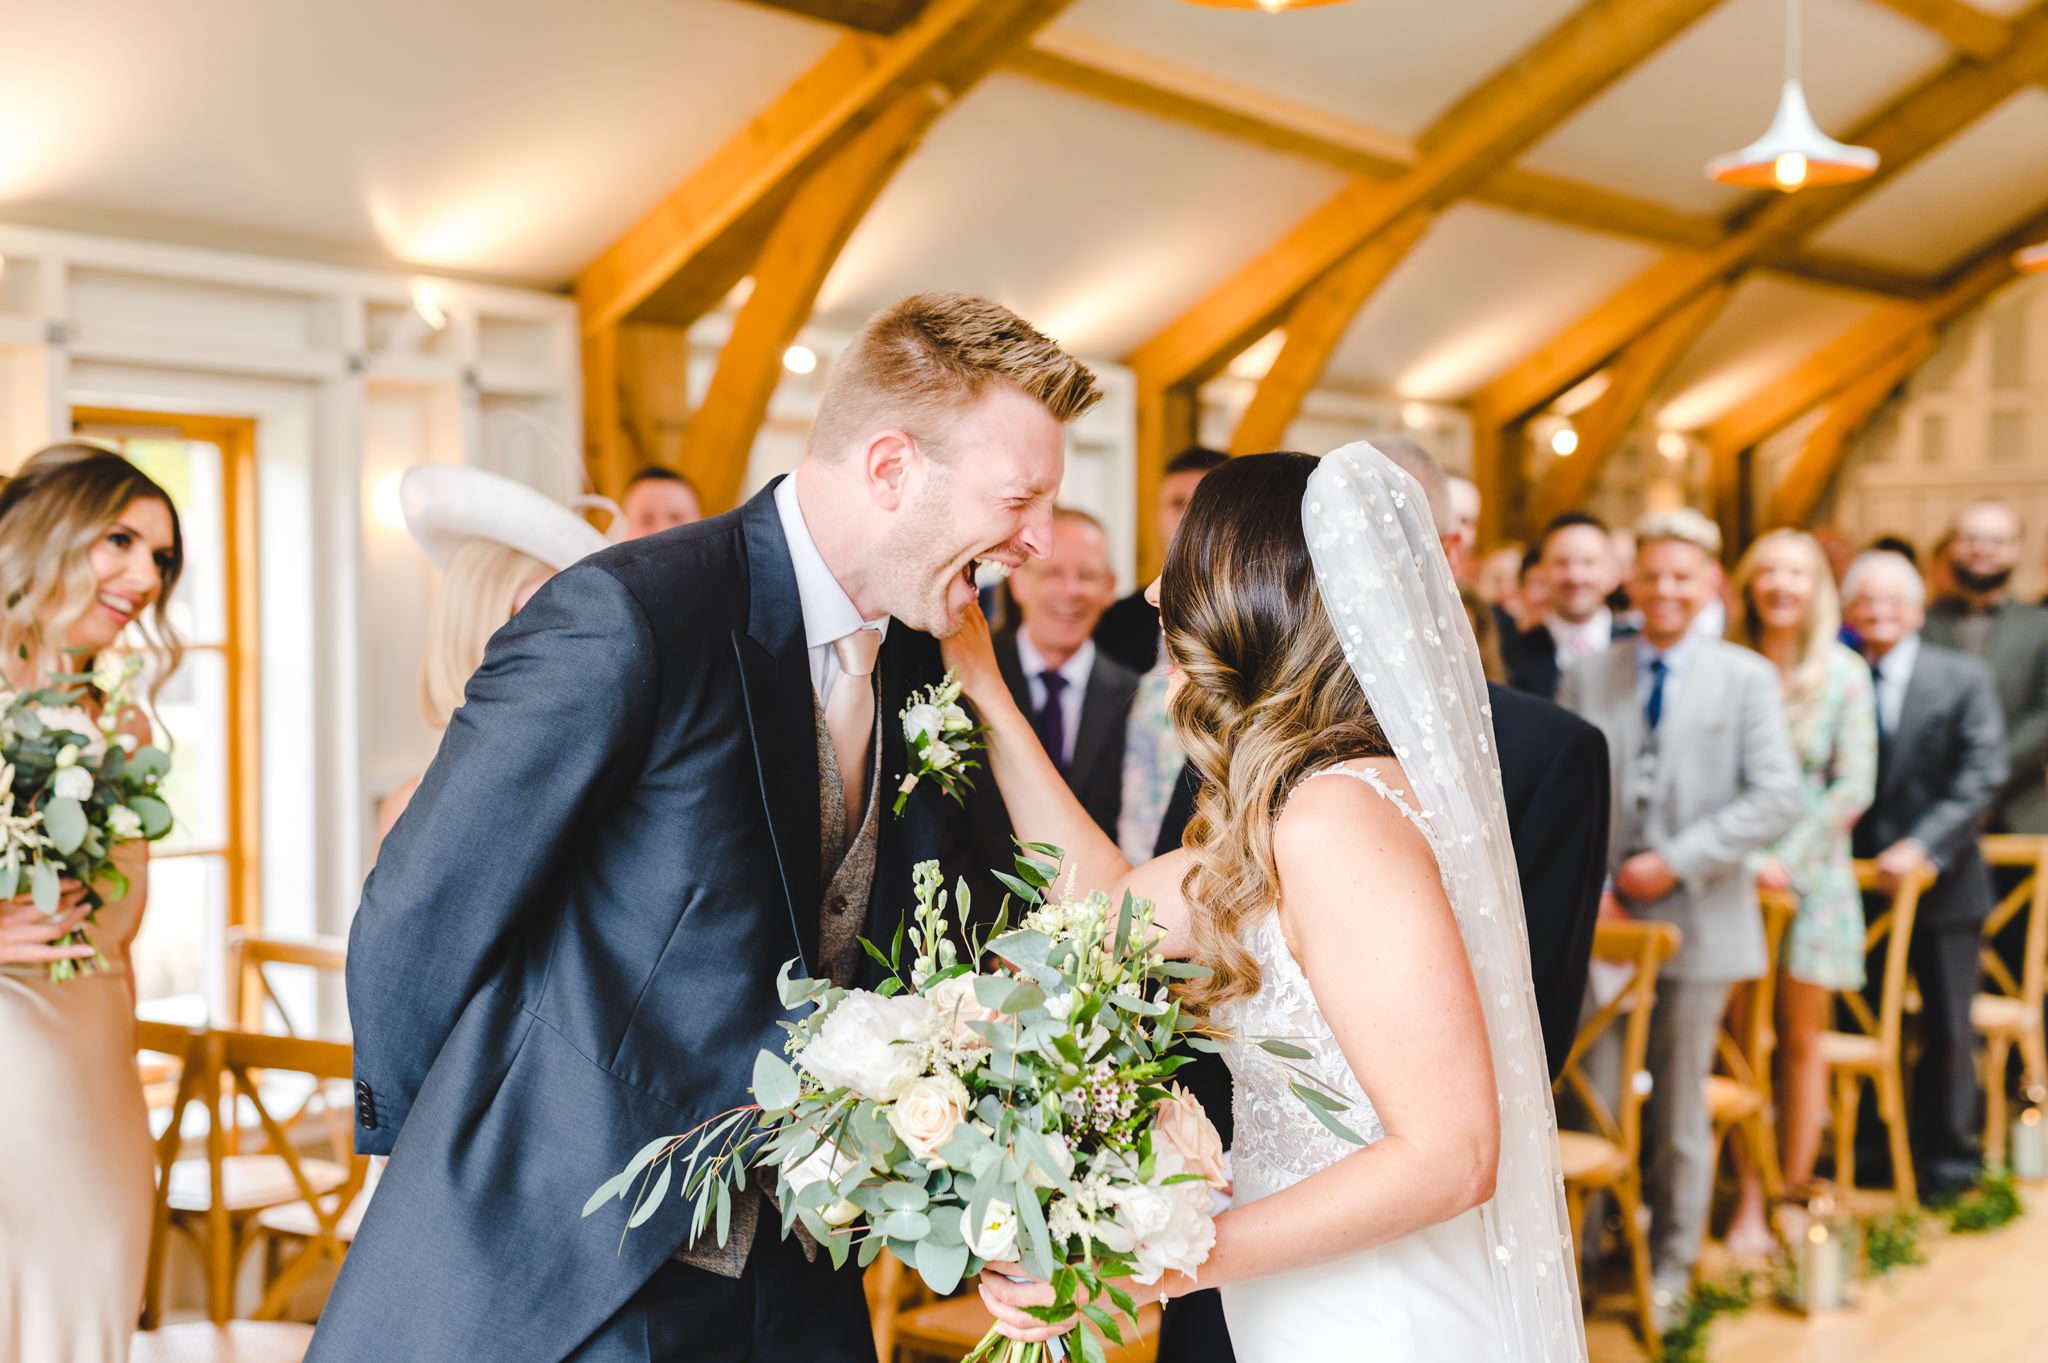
[{"left": 1214, "top": 763, "right": 1509, "bottom": 1362}]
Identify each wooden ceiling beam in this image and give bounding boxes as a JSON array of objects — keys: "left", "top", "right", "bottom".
[
  {"left": 1862, "top": 0, "right": 2014, "bottom": 59},
  {"left": 1523, "top": 283, "right": 1732, "bottom": 533},
  {"left": 1757, "top": 248, "right": 1940, "bottom": 299},
  {"left": 1227, "top": 211, "right": 1436, "bottom": 456},
  {"left": 1471, "top": 1, "right": 2048, "bottom": 429},
  {"left": 679, "top": 88, "right": 947, "bottom": 513},
  {"left": 736, "top": 0, "right": 927, "bottom": 36},
  {"left": 575, "top": 0, "right": 1071, "bottom": 336},
  {"left": 1760, "top": 330, "right": 1936, "bottom": 528},
  {"left": 1706, "top": 197, "right": 2048, "bottom": 455},
  {"left": 1125, "top": 0, "right": 1729, "bottom": 390}
]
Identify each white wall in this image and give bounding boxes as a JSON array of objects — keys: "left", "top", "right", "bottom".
[{"left": 0, "top": 225, "right": 579, "bottom": 969}]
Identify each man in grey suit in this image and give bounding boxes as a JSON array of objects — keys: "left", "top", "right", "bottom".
[
  {"left": 1559, "top": 508, "right": 1798, "bottom": 1322},
  {"left": 1845, "top": 550, "right": 2008, "bottom": 1200},
  {"left": 1923, "top": 502, "right": 2048, "bottom": 836}
]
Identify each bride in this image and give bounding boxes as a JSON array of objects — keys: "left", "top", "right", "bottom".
[{"left": 954, "top": 444, "right": 1585, "bottom": 1361}]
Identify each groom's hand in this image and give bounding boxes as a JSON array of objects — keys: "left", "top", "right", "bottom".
[{"left": 977, "top": 1262, "right": 1077, "bottom": 1344}]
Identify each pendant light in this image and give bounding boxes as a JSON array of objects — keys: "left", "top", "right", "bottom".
[
  {"left": 1179, "top": 0, "right": 1353, "bottom": 11},
  {"left": 2017, "top": 241, "right": 2048, "bottom": 274},
  {"left": 1706, "top": 0, "right": 1877, "bottom": 192}
]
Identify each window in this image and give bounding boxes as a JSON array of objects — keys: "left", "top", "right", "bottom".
[{"left": 71, "top": 410, "right": 259, "bottom": 1021}]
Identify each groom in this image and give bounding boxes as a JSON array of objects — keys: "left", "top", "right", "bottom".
[{"left": 310, "top": 294, "right": 1100, "bottom": 1362}]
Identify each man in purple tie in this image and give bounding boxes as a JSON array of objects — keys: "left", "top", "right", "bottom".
[{"left": 965, "top": 508, "right": 1139, "bottom": 906}]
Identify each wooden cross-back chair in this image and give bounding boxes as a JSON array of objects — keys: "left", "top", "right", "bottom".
[
  {"left": 1822, "top": 861, "right": 1929, "bottom": 1209},
  {"left": 1552, "top": 918, "right": 1681, "bottom": 1350},
  {"left": 142, "top": 1026, "right": 359, "bottom": 1326},
  {"left": 1976, "top": 835, "right": 2048, "bottom": 1166},
  {"left": 229, "top": 930, "right": 348, "bottom": 1039},
  {"left": 1707, "top": 889, "right": 1798, "bottom": 1205}
]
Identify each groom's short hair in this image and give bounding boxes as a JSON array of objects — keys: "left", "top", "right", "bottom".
[{"left": 808, "top": 292, "right": 1101, "bottom": 464}]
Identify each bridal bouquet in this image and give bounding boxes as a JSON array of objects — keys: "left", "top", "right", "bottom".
[
  {"left": 586, "top": 851, "right": 1229, "bottom": 1363},
  {"left": 0, "top": 655, "right": 174, "bottom": 981}
]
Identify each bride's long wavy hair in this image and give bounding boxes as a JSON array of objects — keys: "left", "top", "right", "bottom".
[{"left": 1160, "top": 453, "right": 1389, "bottom": 1019}]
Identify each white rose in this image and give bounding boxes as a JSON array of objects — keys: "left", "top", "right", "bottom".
[
  {"left": 53, "top": 766, "right": 94, "bottom": 802},
  {"left": 778, "top": 1140, "right": 862, "bottom": 1227},
  {"left": 924, "top": 974, "right": 1000, "bottom": 1051},
  {"left": 794, "top": 991, "right": 931, "bottom": 1102},
  {"left": 1120, "top": 1148, "right": 1217, "bottom": 1284},
  {"left": 114, "top": 733, "right": 138, "bottom": 754},
  {"left": 962, "top": 1198, "right": 1018, "bottom": 1261},
  {"left": 887, "top": 1073, "right": 970, "bottom": 1165},
  {"left": 107, "top": 806, "right": 144, "bottom": 841},
  {"left": 902, "top": 704, "right": 944, "bottom": 746}
]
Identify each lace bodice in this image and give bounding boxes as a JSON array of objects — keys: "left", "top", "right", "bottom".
[{"left": 1215, "top": 764, "right": 1441, "bottom": 1195}]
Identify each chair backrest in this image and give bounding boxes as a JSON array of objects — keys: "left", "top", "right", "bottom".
[
  {"left": 228, "top": 930, "right": 347, "bottom": 1036},
  {"left": 1845, "top": 860, "right": 1931, "bottom": 1053},
  {"left": 1718, "top": 888, "right": 1798, "bottom": 1090},
  {"left": 1979, "top": 834, "right": 2048, "bottom": 1019},
  {"left": 1555, "top": 920, "right": 1682, "bottom": 1160}
]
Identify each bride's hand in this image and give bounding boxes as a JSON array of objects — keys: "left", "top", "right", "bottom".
[
  {"left": 976, "top": 1262, "right": 1076, "bottom": 1344},
  {"left": 0, "top": 879, "right": 95, "bottom": 966},
  {"left": 940, "top": 603, "right": 1011, "bottom": 716}
]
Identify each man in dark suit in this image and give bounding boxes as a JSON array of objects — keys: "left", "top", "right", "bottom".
[
  {"left": 1504, "top": 512, "right": 1636, "bottom": 700},
  {"left": 1923, "top": 502, "right": 2048, "bottom": 837},
  {"left": 1153, "top": 442, "right": 1609, "bottom": 1363},
  {"left": 313, "top": 294, "right": 1100, "bottom": 1362},
  {"left": 1094, "top": 446, "right": 1229, "bottom": 675},
  {"left": 1845, "top": 549, "right": 2008, "bottom": 1200},
  {"left": 969, "top": 509, "right": 1140, "bottom": 906}
]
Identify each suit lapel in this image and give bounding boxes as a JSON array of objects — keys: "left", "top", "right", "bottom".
[
  {"left": 1068, "top": 664, "right": 1120, "bottom": 800},
  {"left": 1882, "top": 647, "right": 1939, "bottom": 802},
  {"left": 733, "top": 480, "right": 823, "bottom": 978}
]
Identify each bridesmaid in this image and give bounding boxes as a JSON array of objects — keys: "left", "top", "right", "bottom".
[
  {"left": 0, "top": 443, "right": 184, "bottom": 1362},
  {"left": 1723, "top": 529, "right": 1876, "bottom": 1256}
]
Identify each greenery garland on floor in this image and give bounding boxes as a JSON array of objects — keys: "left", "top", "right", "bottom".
[{"left": 1653, "top": 1168, "right": 2026, "bottom": 1362}]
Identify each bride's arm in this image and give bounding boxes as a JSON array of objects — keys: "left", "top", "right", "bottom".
[{"left": 942, "top": 606, "right": 1194, "bottom": 953}]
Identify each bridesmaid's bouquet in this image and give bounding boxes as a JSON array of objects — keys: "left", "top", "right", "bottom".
[
  {"left": 587, "top": 850, "right": 1238, "bottom": 1363},
  {"left": 0, "top": 655, "right": 174, "bottom": 981}
]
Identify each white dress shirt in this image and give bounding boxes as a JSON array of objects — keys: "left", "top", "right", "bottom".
[
  {"left": 1547, "top": 608, "right": 1614, "bottom": 672},
  {"left": 1868, "top": 631, "right": 1920, "bottom": 738},
  {"left": 1634, "top": 631, "right": 1700, "bottom": 720},
  {"left": 1016, "top": 631, "right": 1094, "bottom": 769},
  {"left": 774, "top": 476, "right": 889, "bottom": 704}
]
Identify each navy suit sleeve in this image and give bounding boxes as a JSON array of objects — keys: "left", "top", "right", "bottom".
[
  {"left": 1514, "top": 719, "right": 1610, "bottom": 1081},
  {"left": 347, "top": 564, "right": 659, "bottom": 1154}
]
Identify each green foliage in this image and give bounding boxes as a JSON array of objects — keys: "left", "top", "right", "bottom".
[
  {"left": 1944, "top": 1167, "right": 2023, "bottom": 1234},
  {"left": 1657, "top": 1270, "right": 1759, "bottom": 1363},
  {"left": 1862, "top": 1208, "right": 1928, "bottom": 1277}
]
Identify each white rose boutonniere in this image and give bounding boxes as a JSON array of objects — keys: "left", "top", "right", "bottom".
[{"left": 892, "top": 671, "right": 985, "bottom": 816}]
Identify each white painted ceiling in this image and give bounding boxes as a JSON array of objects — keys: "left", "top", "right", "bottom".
[{"left": 2, "top": 0, "right": 2044, "bottom": 430}]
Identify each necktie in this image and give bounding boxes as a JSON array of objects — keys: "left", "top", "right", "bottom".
[
  {"left": 1035, "top": 671, "right": 1070, "bottom": 774},
  {"left": 1871, "top": 661, "right": 1888, "bottom": 749},
  {"left": 826, "top": 630, "right": 882, "bottom": 843},
  {"left": 1645, "top": 657, "right": 1668, "bottom": 733}
]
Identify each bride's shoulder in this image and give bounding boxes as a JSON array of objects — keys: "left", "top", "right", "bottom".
[{"left": 1272, "top": 759, "right": 1435, "bottom": 882}]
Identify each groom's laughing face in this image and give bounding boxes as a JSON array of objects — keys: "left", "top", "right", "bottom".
[{"left": 876, "top": 384, "right": 1065, "bottom": 637}]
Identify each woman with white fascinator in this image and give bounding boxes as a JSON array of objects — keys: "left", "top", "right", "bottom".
[{"left": 374, "top": 465, "right": 611, "bottom": 849}]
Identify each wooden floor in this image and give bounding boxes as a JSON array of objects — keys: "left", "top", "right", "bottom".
[{"left": 1587, "top": 1189, "right": 2048, "bottom": 1362}]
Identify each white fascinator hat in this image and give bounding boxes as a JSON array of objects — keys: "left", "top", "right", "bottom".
[{"left": 399, "top": 464, "right": 613, "bottom": 572}]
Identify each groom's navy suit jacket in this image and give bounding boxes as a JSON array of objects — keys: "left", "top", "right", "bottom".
[{"left": 310, "top": 482, "right": 956, "bottom": 1362}]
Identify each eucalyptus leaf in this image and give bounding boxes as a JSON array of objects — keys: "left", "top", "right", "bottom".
[
  {"left": 1256, "top": 1038, "right": 1314, "bottom": 1060},
  {"left": 626, "top": 1164, "right": 672, "bottom": 1229},
  {"left": 30, "top": 860, "right": 59, "bottom": 915},
  {"left": 915, "top": 1235, "right": 970, "bottom": 1297},
  {"left": 43, "top": 798, "right": 87, "bottom": 856},
  {"left": 128, "top": 795, "right": 172, "bottom": 840},
  {"left": 1292, "top": 1085, "right": 1368, "bottom": 1145},
  {"left": 752, "top": 1051, "right": 800, "bottom": 1111}
]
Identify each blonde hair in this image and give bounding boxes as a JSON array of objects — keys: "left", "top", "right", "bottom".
[
  {"left": 1728, "top": 530, "right": 1841, "bottom": 712},
  {"left": 1160, "top": 454, "right": 1390, "bottom": 1020},
  {"left": 420, "top": 541, "right": 550, "bottom": 728},
  {"left": 1635, "top": 506, "right": 1723, "bottom": 559},
  {"left": 0, "top": 442, "right": 184, "bottom": 702},
  {"left": 807, "top": 292, "right": 1102, "bottom": 464}
]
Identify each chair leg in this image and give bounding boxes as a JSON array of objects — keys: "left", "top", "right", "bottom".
[
  {"left": 1747, "top": 1110, "right": 1785, "bottom": 1202},
  {"left": 1834, "top": 1071, "right": 1861, "bottom": 1193},
  {"left": 1880, "top": 1066, "right": 1918, "bottom": 1209},
  {"left": 1984, "top": 1035, "right": 2012, "bottom": 1168},
  {"left": 1615, "top": 1177, "right": 1658, "bottom": 1350},
  {"left": 2022, "top": 1027, "right": 2047, "bottom": 1098}
]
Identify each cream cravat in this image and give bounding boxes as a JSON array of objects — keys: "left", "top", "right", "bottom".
[{"left": 826, "top": 629, "right": 883, "bottom": 842}]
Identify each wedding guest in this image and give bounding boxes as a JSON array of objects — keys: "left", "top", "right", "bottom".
[
  {"left": 971, "top": 509, "right": 1138, "bottom": 892},
  {"left": 375, "top": 466, "right": 608, "bottom": 847},
  {"left": 619, "top": 465, "right": 702, "bottom": 539},
  {"left": 1845, "top": 550, "right": 2007, "bottom": 1201},
  {"left": 1720, "top": 531, "right": 1876, "bottom": 1257},
  {"left": 1517, "top": 542, "right": 1552, "bottom": 631},
  {"left": 1475, "top": 541, "right": 1527, "bottom": 622},
  {"left": 1448, "top": 474, "right": 1481, "bottom": 581},
  {"left": 1461, "top": 585, "right": 1508, "bottom": 685},
  {"left": 1923, "top": 502, "right": 2048, "bottom": 837},
  {"left": 1505, "top": 512, "right": 1632, "bottom": 699},
  {"left": 0, "top": 443, "right": 182, "bottom": 1363},
  {"left": 1869, "top": 533, "right": 1919, "bottom": 565},
  {"left": 1094, "top": 446, "right": 1226, "bottom": 675},
  {"left": 1607, "top": 525, "right": 1638, "bottom": 619},
  {"left": 1559, "top": 508, "right": 1798, "bottom": 1323}
]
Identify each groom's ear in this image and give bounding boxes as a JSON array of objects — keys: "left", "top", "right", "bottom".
[{"left": 861, "top": 429, "right": 919, "bottom": 511}]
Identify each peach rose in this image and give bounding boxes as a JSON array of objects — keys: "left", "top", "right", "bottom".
[
  {"left": 1153, "top": 1083, "right": 1230, "bottom": 1190},
  {"left": 924, "top": 974, "right": 1003, "bottom": 1050}
]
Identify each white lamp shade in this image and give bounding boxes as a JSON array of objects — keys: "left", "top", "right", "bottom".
[
  {"left": 2017, "top": 241, "right": 2048, "bottom": 273},
  {"left": 1706, "top": 79, "right": 1878, "bottom": 191}
]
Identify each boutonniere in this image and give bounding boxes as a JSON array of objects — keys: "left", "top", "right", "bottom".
[{"left": 893, "top": 671, "right": 985, "bottom": 816}]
